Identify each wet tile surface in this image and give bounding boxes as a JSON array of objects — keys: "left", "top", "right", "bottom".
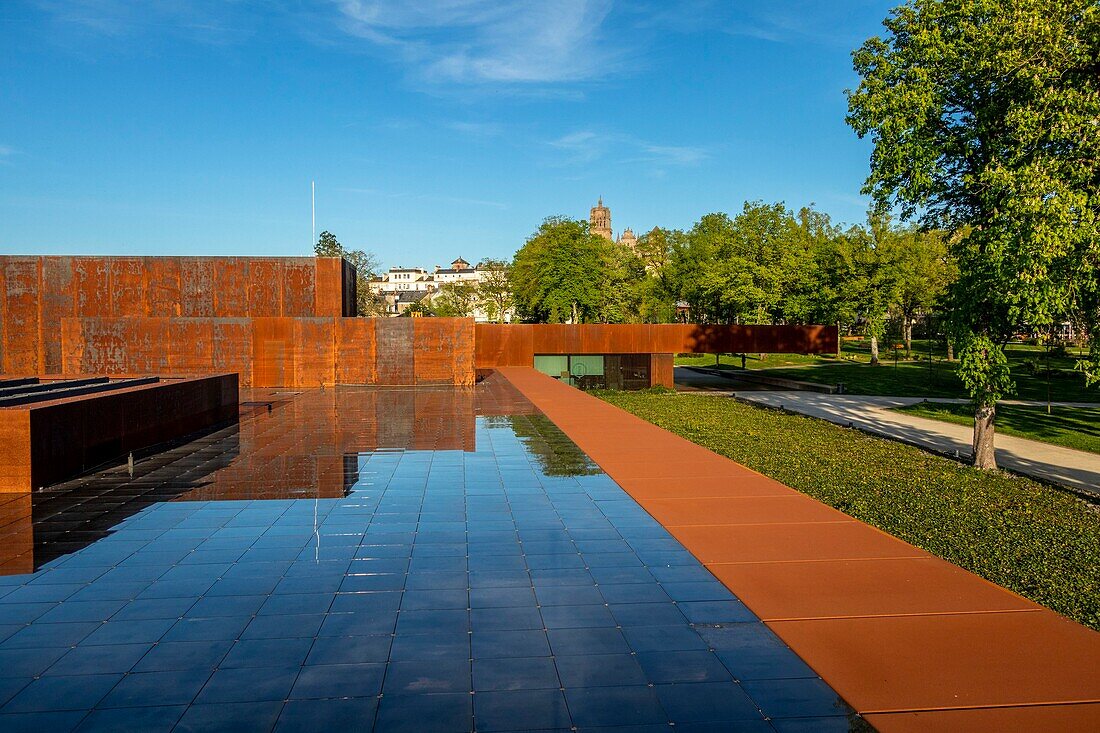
[{"left": 0, "top": 382, "right": 856, "bottom": 731}]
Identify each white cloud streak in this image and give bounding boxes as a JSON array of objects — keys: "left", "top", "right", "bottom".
[
  {"left": 548, "top": 131, "right": 708, "bottom": 167},
  {"left": 335, "top": 0, "right": 621, "bottom": 85}
]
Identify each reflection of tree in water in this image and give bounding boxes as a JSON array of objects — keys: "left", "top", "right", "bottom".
[{"left": 506, "top": 415, "right": 602, "bottom": 478}]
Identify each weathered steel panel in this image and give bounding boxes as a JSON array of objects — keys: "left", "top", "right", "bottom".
[
  {"left": 474, "top": 323, "right": 534, "bottom": 368},
  {"left": 375, "top": 318, "right": 414, "bottom": 385},
  {"left": 3, "top": 258, "right": 41, "bottom": 374},
  {"left": 335, "top": 318, "right": 377, "bottom": 385},
  {"left": 214, "top": 319, "right": 253, "bottom": 387},
  {"left": 73, "top": 257, "right": 109, "bottom": 318},
  {"left": 314, "top": 258, "right": 345, "bottom": 317},
  {"left": 293, "top": 318, "right": 335, "bottom": 387},
  {"left": 650, "top": 353, "right": 675, "bottom": 388},
  {"left": 248, "top": 259, "right": 282, "bottom": 316},
  {"left": 4, "top": 374, "right": 239, "bottom": 494},
  {"left": 474, "top": 323, "right": 838, "bottom": 366},
  {"left": 39, "top": 257, "right": 73, "bottom": 374},
  {"left": 110, "top": 257, "right": 146, "bottom": 316},
  {"left": 126, "top": 317, "right": 171, "bottom": 374},
  {"left": 214, "top": 260, "right": 250, "bottom": 316},
  {"left": 146, "top": 257, "right": 182, "bottom": 316},
  {"left": 413, "top": 318, "right": 460, "bottom": 385},
  {"left": 252, "top": 317, "right": 295, "bottom": 387},
  {"left": 180, "top": 259, "right": 215, "bottom": 317},
  {"left": 283, "top": 260, "right": 316, "bottom": 317},
  {"left": 168, "top": 319, "right": 215, "bottom": 374}
]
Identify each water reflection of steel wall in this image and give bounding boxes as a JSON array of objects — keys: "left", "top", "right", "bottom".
[{"left": 0, "top": 382, "right": 530, "bottom": 575}]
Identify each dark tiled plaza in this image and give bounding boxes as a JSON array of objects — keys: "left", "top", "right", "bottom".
[{"left": 0, "top": 380, "right": 855, "bottom": 732}]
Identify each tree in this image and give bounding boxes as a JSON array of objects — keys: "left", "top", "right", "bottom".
[
  {"left": 315, "top": 230, "right": 343, "bottom": 258},
  {"left": 476, "top": 259, "right": 515, "bottom": 323},
  {"left": 511, "top": 217, "right": 628, "bottom": 323},
  {"left": 892, "top": 228, "right": 954, "bottom": 356},
  {"left": 847, "top": 0, "right": 1099, "bottom": 468},
  {"left": 313, "top": 231, "right": 383, "bottom": 317},
  {"left": 848, "top": 215, "right": 902, "bottom": 365},
  {"left": 431, "top": 281, "right": 479, "bottom": 318},
  {"left": 667, "top": 203, "right": 815, "bottom": 326}
]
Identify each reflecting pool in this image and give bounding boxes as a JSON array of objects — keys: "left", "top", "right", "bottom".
[{"left": 0, "top": 380, "right": 857, "bottom": 732}]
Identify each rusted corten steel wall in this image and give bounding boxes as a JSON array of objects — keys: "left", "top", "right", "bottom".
[
  {"left": 473, "top": 323, "right": 838, "bottom": 368},
  {"left": 0, "top": 374, "right": 239, "bottom": 494},
  {"left": 60, "top": 316, "right": 476, "bottom": 388},
  {"left": 0, "top": 256, "right": 354, "bottom": 375}
]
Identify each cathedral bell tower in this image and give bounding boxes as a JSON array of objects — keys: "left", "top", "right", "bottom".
[{"left": 589, "top": 197, "right": 612, "bottom": 240}]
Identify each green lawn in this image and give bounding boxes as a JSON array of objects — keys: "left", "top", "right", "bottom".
[
  {"left": 596, "top": 390, "right": 1100, "bottom": 630},
  {"left": 896, "top": 402, "right": 1100, "bottom": 455},
  {"left": 675, "top": 340, "right": 1100, "bottom": 402}
]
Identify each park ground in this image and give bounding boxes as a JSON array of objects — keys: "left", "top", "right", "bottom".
[{"left": 676, "top": 339, "right": 1100, "bottom": 453}]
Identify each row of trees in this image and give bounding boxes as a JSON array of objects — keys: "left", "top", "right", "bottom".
[{"left": 509, "top": 204, "right": 954, "bottom": 364}]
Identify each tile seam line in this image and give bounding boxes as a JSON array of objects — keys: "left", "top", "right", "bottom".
[
  {"left": 663, "top": 520, "right": 857, "bottom": 528},
  {"left": 697, "top": 554, "right": 930, "bottom": 563},
  {"left": 705, "top": 557, "right": 937, "bottom": 566},
  {"left": 759, "top": 608, "right": 1046, "bottom": 623},
  {"left": 862, "top": 699, "right": 1100, "bottom": 715}
]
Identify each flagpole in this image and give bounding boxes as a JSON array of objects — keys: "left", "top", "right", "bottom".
[{"left": 311, "top": 180, "right": 316, "bottom": 248}]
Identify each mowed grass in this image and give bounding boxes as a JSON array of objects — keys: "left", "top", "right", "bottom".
[
  {"left": 897, "top": 402, "right": 1100, "bottom": 455},
  {"left": 675, "top": 340, "right": 1100, "bottom": 402},
  {"left": 596, "top": 390, "right": 1100, "bottom": 630}
]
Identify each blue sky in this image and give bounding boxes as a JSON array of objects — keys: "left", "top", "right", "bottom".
[{"left": 0, "top": 1, "right": 895, "bottom": 269}]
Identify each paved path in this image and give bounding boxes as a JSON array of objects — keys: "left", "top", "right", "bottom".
[
  {"left": 498, "top": 367, "right": 1100, "bottom": 732},
  {"left": 729, "top": 389, "right": 1100, "bottom": 497}
]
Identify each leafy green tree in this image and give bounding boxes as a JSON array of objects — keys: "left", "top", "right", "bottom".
[
  {"left": 667, "top": 203, "right": 814, "bottom": 326},
  {"left": 892, "top": 228, "right": 954, "bottom": 356},
  {"left": 511, "top": 217, "right": 628, "bottom": 323},
  {"left": 848, "top": 215, "right": 903, "bottom": 365},
  {"left": 476, "top": 259, "right": 515, "bottom": 323},
  {"left": 632, "top": 228, "right": 680, "bottom": 323},
  {"left": 432, "top": 281, "right": 479, "bottom": 318},
  {"left": 314, "top": 230, "right": 343, "bottom": 258},
  {"left": 847, "top": 0, "right": 1099, "bottom": 468}
]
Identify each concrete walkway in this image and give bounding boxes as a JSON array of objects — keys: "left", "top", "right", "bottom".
[{"left": 729, "top": 390, "right": 1100, "bottom": 497}]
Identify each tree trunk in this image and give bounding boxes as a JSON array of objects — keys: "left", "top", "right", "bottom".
[
  {"left": 903, "top": 318, "right": 913, "bottom": 357},
  {"left": 870, "top": 335, "right": 880, "bottom": 365},
  {"left": 836, "top": 321, "right": 842, "bottom": 358},
  {"left": 972, "top": 404, "right": 997, "bottom": 469}
]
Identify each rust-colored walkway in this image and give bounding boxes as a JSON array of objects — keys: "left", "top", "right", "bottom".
[{"left": 496, "top": 367, "right": 1100, "bottom": 732}]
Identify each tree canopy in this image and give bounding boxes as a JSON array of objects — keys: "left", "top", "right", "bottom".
[
  {"left": 847, "top": 0, "right": 1100, "bottom": 466},
  {"left": 511, "top": 217, "right": 633, "bottom": 323}
]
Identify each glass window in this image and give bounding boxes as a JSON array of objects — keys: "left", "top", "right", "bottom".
[{"left": 534, "top": 355, "right": 569, "bottom": 379}]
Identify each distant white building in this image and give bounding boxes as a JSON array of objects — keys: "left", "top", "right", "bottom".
[{"left": 367, "top": 257, "right": 513, "bottom": 321}]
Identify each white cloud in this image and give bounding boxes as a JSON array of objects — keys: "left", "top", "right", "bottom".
[
  {"left": 33, "top": 0, "right": 256, "bottom": 45},
  {"left": 335, "top": 0, "right": 620, "bottom": 85},
  {"left": 548, "top": 131, "right": 708, "bottom": 167}
]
